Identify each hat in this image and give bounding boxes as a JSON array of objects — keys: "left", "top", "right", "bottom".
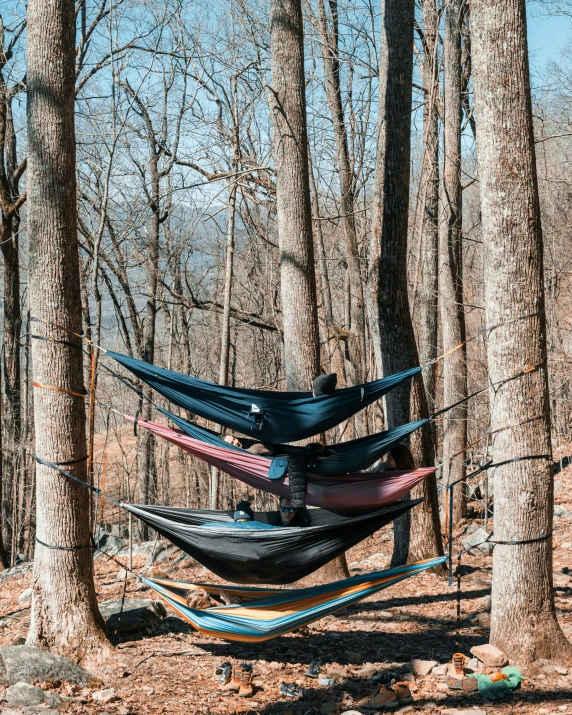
[
  {"left": 234, "top": 500, "right": 254, "bottom": 522},
  {"left": 312, "top": 373, "right": 337, "bottom": 396}
]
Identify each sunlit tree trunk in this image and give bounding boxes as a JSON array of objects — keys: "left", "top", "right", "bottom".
[
  {"left": 471, "top": 0, "right": 572, "bottom": 663},
  {"left": 26, "top": 0, "right": 108, "bottom": 658},
  {"left": 368, "top": 0, "right": 442, "bottom": 566},
  {"left": 440, "top": 0, "right": 467, "bottom": 523}
]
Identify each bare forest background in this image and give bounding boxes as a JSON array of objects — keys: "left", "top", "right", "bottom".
[{"left": 0, "top": 0, "right": 571, "bottom": 568}]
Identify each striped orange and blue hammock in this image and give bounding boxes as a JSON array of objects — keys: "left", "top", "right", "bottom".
[{"left": 141, "top": 556, "right": 446, "bottom": 642}]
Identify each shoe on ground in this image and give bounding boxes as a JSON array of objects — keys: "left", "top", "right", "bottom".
[
  {"left": 222, "top": 663, "right": 251, "bottom": 692},
  {"left": 452, "top": 652, "right": 467, "bottom": 676},
  {"left": 214, "top": 662, "right": 232, "bottom": 685},
  {"left": 305, "top": 662, "right": 321, "bottom": 678},
  {"left": 392, "top": 681, "right": 413, "bottom": 703},
  {"left": 238, "top": 667, "right": 254, "bottom": 698},
  {"left": 358, "top": 686, "right": 399, "bottom": 710},
  {"left": 280, "top": 682, "right": 303, "bottom": 698}
]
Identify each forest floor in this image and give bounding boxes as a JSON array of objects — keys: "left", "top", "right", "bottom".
[{"left": 1, "top": 450, "right": 572, "bottom": 715}]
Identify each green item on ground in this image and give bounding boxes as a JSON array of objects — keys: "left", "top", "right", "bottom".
[{"left": 467, "top": 665, "right": 524, "bottom": 700}]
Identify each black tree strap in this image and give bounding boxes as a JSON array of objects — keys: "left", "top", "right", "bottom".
[
  {"left": 33, "top": 456, "right": 122, "bottom": 507},
  {"left": 36, "top": 537, "right": 94, "bottom": 552},
  {"left": 35, "top": 454, "right": 89, "bottom": 467},
  {"left": 489, "top": 531, "right": 552, "bottom": 546},
  {"left": 29, "top": 334, "right": 83, "bottom": 350}
]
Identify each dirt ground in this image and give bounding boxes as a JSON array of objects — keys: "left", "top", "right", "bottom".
[{"left": 1, "top": 453, "right": 572, "bottom": 715}]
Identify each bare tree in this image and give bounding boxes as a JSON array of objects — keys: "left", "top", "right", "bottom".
[
  {"left": 367, "top": 0, "right": 443, "bottom": 566},
  {"left": 270, "top": 0, "right": 320, "bottom": 391},
  {"left": 439, "top": 0, "right": 467, "bottom": 523},
  {"left": 471, "top": 0, "right": 572, "bottom": 662},
  {"left": 26, "top": 0, "right": 107, "bottom": 656}
]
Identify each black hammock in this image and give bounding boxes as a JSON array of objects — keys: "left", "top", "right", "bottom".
[
  {"left": 106, "top": 350, "right": 421, "bottom": 444},
  {"left": 123, "top": 499, "right": 420, "bottom": 584},
  {"left": 159, "top": 405, "right": 428, "bottom": 477}
]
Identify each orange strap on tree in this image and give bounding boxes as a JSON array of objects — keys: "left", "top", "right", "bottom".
[{"left": 33, "top": 382, "right": 87, "bottom": 399}]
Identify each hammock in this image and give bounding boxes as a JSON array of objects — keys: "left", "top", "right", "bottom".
[
  {"left": 156, "top": 405, "right": 428, "bottom": 477},
  {"left": 123, "top": 500, "right": 421, "bottom": 584},
  {"left": 127, "top": 416, "right": 437, "bottom": 516},
  {"left": 141, "top": 556, "right": 447, "bottom": 642},
  {"left": 107, "top": 350, "right": 421, "bottom": 443}
]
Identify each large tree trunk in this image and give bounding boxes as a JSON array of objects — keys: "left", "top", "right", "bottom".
[
  {"left": 440, "top": 0, "right": 467, "bottom": 524},
  {"left": 270, "top": 0, "right": 320, "bottom": 391},
  {"left": 471, "top": 0, "right": 572, "bottom": 663},
  {"left": 271, "top": 0, "right": 347, "bottom": 580},
  {"left": 26, "top": 0, "right": 108, "bottom": 658},
  {"left": 368, "top": 0, "right": 442, "bottom": 567}
]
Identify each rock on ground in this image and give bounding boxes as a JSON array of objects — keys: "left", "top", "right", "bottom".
[
  {"left": 462, "top": 527, "right": 493, "bottom": 556},
  {"left": 411, "top": 659, "right": 438, "bottom": 677},
  {"left": 99, "top": 598, "right": 167, "bottom": 634},
  {"left": 92, "top": 687, "right": 120, "bottom": 703},
  {"left": 0, "top": 562, "right": 33, "bottom": 585},
  {"left": 0, "top": 646, "right": 98, "bottom": 687},
  {"left": 18, "top": 587, "right": 32, "bottom": 603},
  {"left": 5, "top": 682, "right": 45, "bottom": 707},
  {"left": 470, "top": 643, "right": 509, "bottom": 667}
]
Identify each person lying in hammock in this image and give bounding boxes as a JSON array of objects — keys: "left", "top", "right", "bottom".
[{"left": 267, "top": 497, "right": 312, "bottom": 528}]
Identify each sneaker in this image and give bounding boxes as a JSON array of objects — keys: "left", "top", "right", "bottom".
[
  {"left": 280, "top": 682, "right": 303, "bottom": 698},
  {"left": 305, "top": 662, "right": 321, "bottom": 679},
  {"left": 214, "top": 662, "right": 232, "bottom": 685}
]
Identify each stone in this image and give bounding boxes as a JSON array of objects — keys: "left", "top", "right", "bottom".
[
  {"left": 344, "top": 650, "right": 361, "bottom": 664},
  {"left": 554, "top": 573, "right": 571, "bottom": 588},
  {"left": 377, "top": 610, "right": 393, "bottom": 619},
  {"left": 357, "top": 663, "right": 378, "bottom": 678},
  {"left": 462, "top": 528, "right": 493, "bottom": 556},
  {"left": 421, "top": 703, "right": 437, "bottom": 710},
  {"left": 470, "top": 643, "right": 508, "bottom": 667},
  {"left": 411, "top": 659, "right": 438, "bottom": 677},
  {"left": 93, "top": 533, "right": 127, "bottom": 560},
  {"left": 318, "top": 678, "right": 335, "bottom": 686},
  {"left": 92, "top": 688, "right": 119, "bottom": 704},
  {"left": 5, "top": 683, "right": 45, "bottom": 707},
  {"left": 554, "top": 665, "right": 569, "bottom": 675},
  {"left": 481, "top": 594, "right": 492, "bottom": 610},
  {"left": 555, "top": 505, "right": 567, "bottom": 516},
  {"left": 0, "top": 646, "right": 98, "bottom": 687},
  {"left": 466, "top": 657, "right": 479, "bottom": 672},
  {"left": 118, "top": 707, "right": 130, "bottom": 715},
  {"left": 431, "top": 664, "right": 447, "bottom": 677},
  {"left": 18, "top": 587, "right": 32, "bottom": 603},
  {"left": 99, "top": 598, "right": 167, "bottom": 634},
  {"left": 340, "top": 712, "right": 363, "bottom": 715},
  {"left": 0, "top": 562, "right": 33, "bottom": 585},
  {"left": 442, "top": 710, "right": 487, "bottom": 715},
  {"left": 470, "top": 612, "right": 491, "bottom": 627},
  {"left": 320, "top": 702, "right": 338, "bottom": 715}
]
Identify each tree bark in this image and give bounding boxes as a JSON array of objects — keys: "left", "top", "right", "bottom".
[
  {"left": 439, "top": 0, "right": 467, "bottom": 523},
  {"left": 471, "top": 0, "right": 572, "bottom": 663},
  {"left": 316, "top": 0, "right": 366, "bottom": 386},
  {"left": 26, "top": 0, "right": 108, "bottom": 658},
  {"left": 415, "top": 0, "right": 440, "bottom": 404},
  {"left": 270, "top": 0, "right": 320, "bottom": 391},
  {"left": 367, "top": 0, "right": 443, "bottom": 566}
]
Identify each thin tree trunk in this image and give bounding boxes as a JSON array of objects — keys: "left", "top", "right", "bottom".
[
  {"left": 440, "top": 0, "right": 467, "bottom": 523},
  {"left": 471, "top": 0, "right": 572, "bottom": 663},
  {"left": 138, "top": 154, "right": 160, "bottom": 539},
  {"left": 316, "top": 0, "right": 366, "bottom": 384},
  {"left": 26, "top": 0, "right": 108, "bottom": 657},
  {"left": 0, "top": 380, "right": 6, "bottom": 568},
  {"left": 270, "top": 0, "right": 320, "bottom": 391},
  {"left": 416, "top": 0, "right": 440, "bottom": 402},
  {"left": 367, "top": 0, "right": 442, "bottom": 567}
]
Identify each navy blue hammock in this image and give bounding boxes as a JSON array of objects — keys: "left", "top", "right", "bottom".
[
  {"left": 157, "top": 405, "right": 428, "bottom": 477},
  {"left": 106, "top": 350, "right": 422, "bottom": 444}
]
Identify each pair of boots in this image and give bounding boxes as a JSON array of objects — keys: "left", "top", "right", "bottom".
[
  {"left": 216, "top": 662, "right": 254, "bottom": 698},
  {"left": 445, "top": 652, "right": 478, "bottom": 692},
  {"left": 359, "top": 681, "right": 412, "bottom": 709}
]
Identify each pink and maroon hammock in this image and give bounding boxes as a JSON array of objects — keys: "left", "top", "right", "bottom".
[{"left": 125, "top": 416, "right": 436, "bottom": 516}]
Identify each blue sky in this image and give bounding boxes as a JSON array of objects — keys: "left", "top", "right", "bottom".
[{"left": 528, "top": 1, "right": 571, "bottom": 73}]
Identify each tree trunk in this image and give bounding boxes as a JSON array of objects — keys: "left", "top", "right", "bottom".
[
  {"left": 415, "top": 0, "right": 439, "bottom": 403},
  {"left": 316, "top": 0, "right": 366, "bottom": 387},
  {"left": 270, "top": 0, "right": 320, "bottom": 391},
  {"left": 471, "top": 0, "right": 572, "bottom": 663},
  {"left": 26, "top": 0, "right": 108, "bottom": 658},
  {"left": 367, "top": 0, "right": 442, "bottom": 566},
  {"left": 439, "top": 0, "right": 467, "bottom": 524},
  {"left": 138, "top": 154, "right": 160, "bottom": 539}
]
